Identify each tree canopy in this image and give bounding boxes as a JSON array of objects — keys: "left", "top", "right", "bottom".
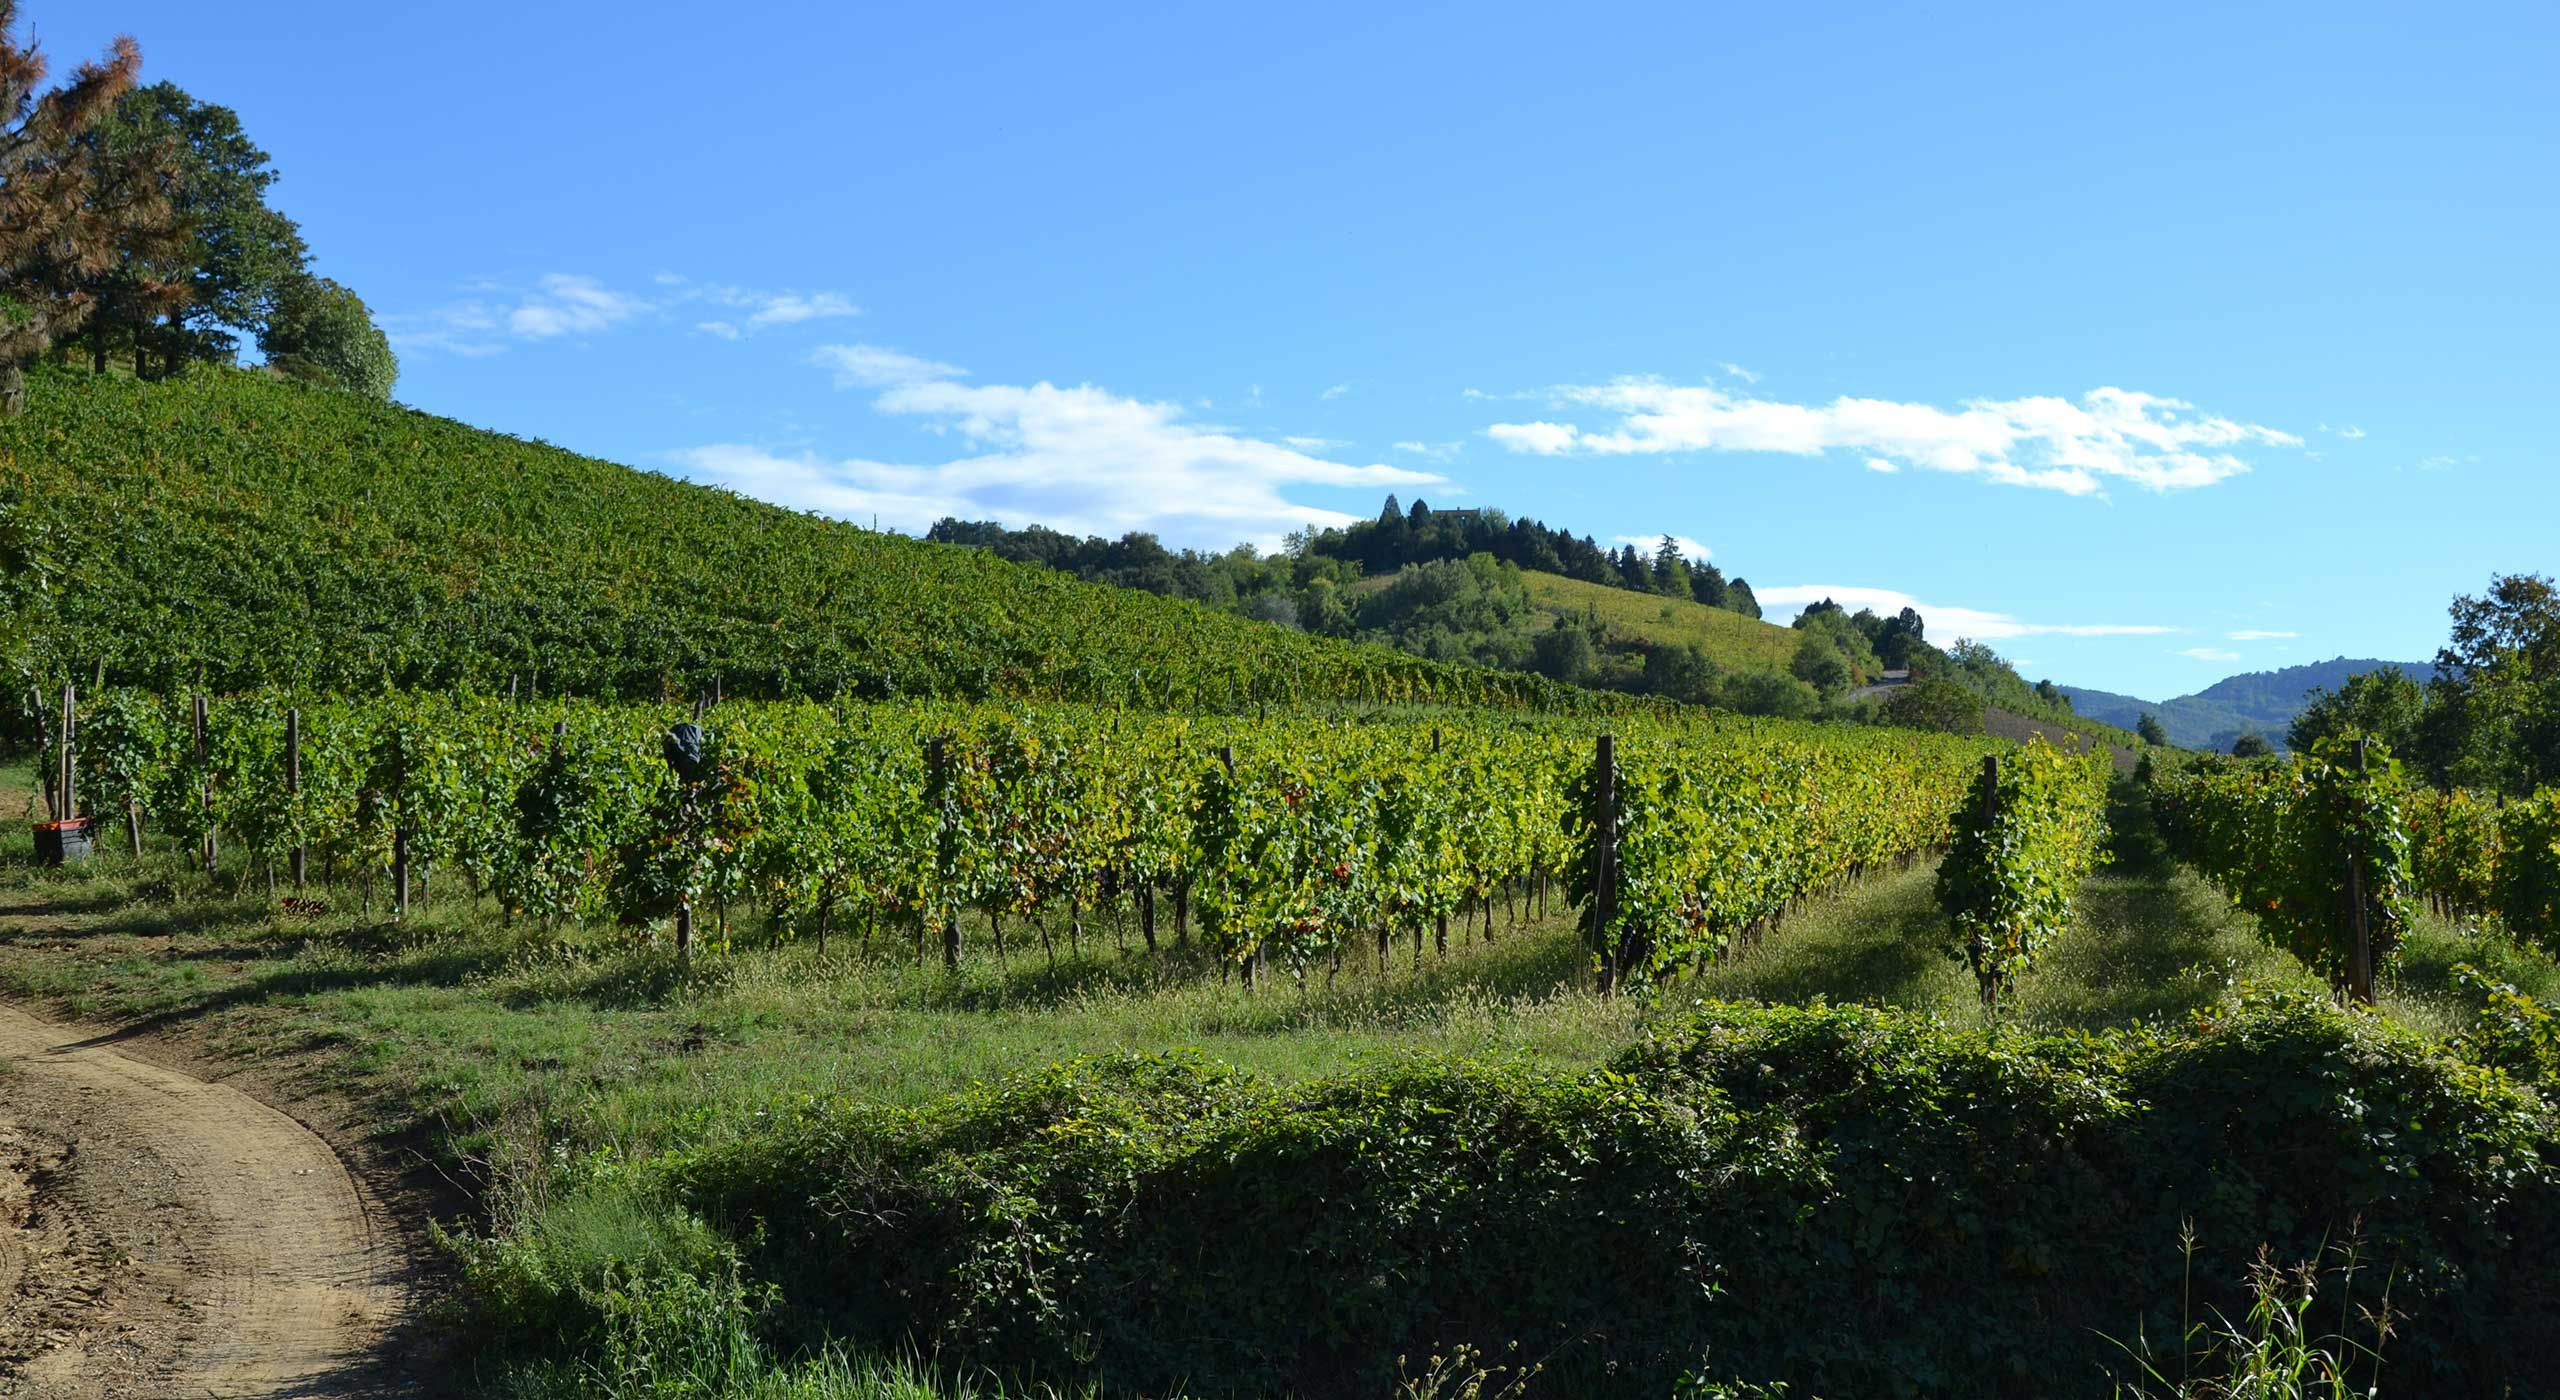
[
  {"left": 260, "top": 274, "right": 396, "bottom": 398},
  {"left": 0, "top": 5, "right": 153, "bottom": 411}
]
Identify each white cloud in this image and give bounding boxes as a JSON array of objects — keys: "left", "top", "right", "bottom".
[
  {"left": 1717, "top": 361, "right": 1761, "bottom": 384},
  {"left": 1320, "top": 383, "right": 1350, "bottom": 400},
  {"left": 2226, "top": 629, "right": 2297, "bottom": 641},
  {"left": 810, "top": 344, "right": 966, "bottom": 389},
  {"left": 1486, "top": 420, "right": 1579, "bottom": 455},
  {"left": 1863, "top": 457, "right": 1899, "bottom": 474},
  {"left": 509, "top": 273, "right": 649, "bottom": 339},
  {"left": 394, "top": 272, "right": 862, "bottom": 355},
  {"left": 1756, "top": 584, "right": 2172, "bottom": 641},
  {"left": 1488, "top": 379, "right": 2300, "bottom": 495},
  {"left": 2178, "top": 647, "right": 2243, "bottom": 662},
  {"left": 1284, "top": 435, "right": 1349, "bottom": 451},
  {"left": 673, "top": 345, "right": 1446, "bottom": 549},
  {"left": 691, "top": 288, "right": 860, "bottom": 339},
  {"left": 2320, "top": 422, "right": 2367, "bottom": 440},
  {"left": 1614, "top": 533, "right": 1712, "bottom": 561},
  {"left": 1392, "top": 440, "right": 1464, "bottom": 461}
]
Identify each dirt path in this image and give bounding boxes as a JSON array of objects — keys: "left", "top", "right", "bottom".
[{"left": 0, "top": 1002, "right": 420, "bottom": 1398}]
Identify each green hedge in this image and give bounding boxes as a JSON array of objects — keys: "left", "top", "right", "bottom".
[{"left": 671, "top": 997, "right": 2560, "bottom": 1399}]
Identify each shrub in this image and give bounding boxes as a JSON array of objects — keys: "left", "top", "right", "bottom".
[{"left": 675, "top": 998, "right": 2560, "bottom": 1400}]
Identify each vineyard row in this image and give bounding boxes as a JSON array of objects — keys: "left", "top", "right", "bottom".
[{"left": 41, "top": 689, "right": 2014, "bottom": 986}]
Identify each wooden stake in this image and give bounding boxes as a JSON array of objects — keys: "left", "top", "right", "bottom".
[
  {"left": 194, "top": 693, "right": 216, "bottom": 877},
  {"left": 286, "top": 707, "right": 306, "bottom": 889},
  {"left": 1594, "top": 733, "right": 1618, "bottom": 995},
  {"left": 57, "top": 684, "right": 74, "bottom": 822},
  {"left": 2345, "top": 738, "right": 2374, "bottom": 1005}
]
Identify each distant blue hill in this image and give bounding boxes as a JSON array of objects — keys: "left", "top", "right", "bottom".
[{"left": 2059, "top": 657, "right": 2436, "bottom": 753}]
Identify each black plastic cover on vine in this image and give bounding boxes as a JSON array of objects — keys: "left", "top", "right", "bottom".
[{"left": 663, "top": 722, "right": 707, "bottom": 780}]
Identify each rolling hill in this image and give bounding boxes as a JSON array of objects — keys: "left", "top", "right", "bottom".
[
  {"left": 2060, "top": 657, "right": 2436, "bottom": 752},
  {"left": 0, "top": 365, "right": 1597, "bottom": 714},
  {"left": 1517, "top": 570, "right": 1802, "bottom": 674}
]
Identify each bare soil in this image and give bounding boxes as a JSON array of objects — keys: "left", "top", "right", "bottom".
[{"left": 0, "top": 998, "right": 433, "bottom": 1399}]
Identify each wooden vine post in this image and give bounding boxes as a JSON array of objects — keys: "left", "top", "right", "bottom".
[
  {"left": 1221, "top": 743, "right": 1254, "bottom": 991},
  {"left": 2344, "top": 737, "right": 2374, "bottom": 1005},
  {"left": 926, "top": 735, "right": 959, "bottom": 973},
  {"left": 56, "top": 684, "right": 75, "bottom": 826},
  {"left": 193, "top": 693, "right": 216, "bottom": 877},
  {"left": 1433, "top": 727, "right": 1450, "bottom": 956},
  {"left": 286, "top": 707, "right": 306, "bottom": 889},
  {"left": 1593, "top": 733, "right": 1619, "bottom": 995}
]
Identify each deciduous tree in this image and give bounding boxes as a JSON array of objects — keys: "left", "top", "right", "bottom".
[{"left": 259, "top": 273, "right": 396, "bottom": 398}]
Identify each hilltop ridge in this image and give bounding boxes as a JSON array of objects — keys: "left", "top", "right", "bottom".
[{"left": 2060, "top": 656, "right": 2436, "bottom": 751}]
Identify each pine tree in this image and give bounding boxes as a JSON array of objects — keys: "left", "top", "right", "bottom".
[{"left": 0, "top": 6, "right": 164, "bottom": 413}]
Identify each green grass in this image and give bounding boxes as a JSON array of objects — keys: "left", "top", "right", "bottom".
[{"left": 1518, "top": 571, "right": 1803, "bottom": 673}]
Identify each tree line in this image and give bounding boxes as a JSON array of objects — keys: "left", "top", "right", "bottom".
[
  {"left": 0, "top": 5, "right": 395, "bottom": 411},
  {"left": 2285, "top": 573, "right": 2560, "bottom": 797},
  {"left": 1314, "top": 496, "right": 1765, "bottom": 616}
]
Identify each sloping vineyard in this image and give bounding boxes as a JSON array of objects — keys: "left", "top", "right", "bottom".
[
  {"left": 63, "top": 689, "right": 2003, "bottom": 983},
  {"left": 0, "top": 367, "right": 1601, "bottom": 714}
]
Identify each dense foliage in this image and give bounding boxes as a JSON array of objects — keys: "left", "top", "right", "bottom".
[
  {"left": 1306, "top": 498, "right": 1763, "bottom": 615},
  {"left": 0, "top": 368, "right": 1605, "bottom": 714},
  {"left": 66, "top": 689, "right": 1995, "bottom": 983},
  {"left": 1567, "top": 720, "right": 1995, "bottom": 989},
  {"left": 2154, "top": 742, "right": 2417, "bottom": 997},
  {"left": 259, "top": 274, "right": 395, "bottom": 398},
  {"left": 645, "top": 996, "right": 2560, "bottom": 1400},
  {"left": 1934, "top": 739, "right": 2112, "bottom": 1007},
  {"left": 926, "top": 516, "right": 1819, "bottom": 709}
]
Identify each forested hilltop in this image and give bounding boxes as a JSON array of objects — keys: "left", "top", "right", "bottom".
[
  {"left": 929, "top": 507, "right": 2118, "bottom": 740},
  {"left": 0, "top": 366, "right": 1595, "bottom": 714}
]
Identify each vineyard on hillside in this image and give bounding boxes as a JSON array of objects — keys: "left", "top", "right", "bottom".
[
  {"left": 0, "top": 366, "right": 1596, "bottom": 714},
  {"left": 53, "top": 687, "right": 2008, "bottom": 985}
]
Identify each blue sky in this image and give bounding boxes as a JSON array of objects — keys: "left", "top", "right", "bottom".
[{"left": 54, "top": 2, "right": 2558, "bottom": 698}]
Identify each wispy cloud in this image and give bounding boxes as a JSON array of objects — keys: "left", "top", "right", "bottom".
[
  {"left": 387, "top": 272, "right": 652, "bottom": 355},
  {"left": 1717, "top": 361, "right": 1761, "bottom": 384},
  {"left": 1488, "top": 379, "right": 2300, "bottom": 495},
  {"left": 1614, "top": 533, "right": 1711, "bottom": 561},
  {"left": 1756, "top": 584, "right": 2172, "bottom": 641},
  {"left": 693, "top": 289, "right": 861, "bottom": 340},
  {"left": 1283, "top": 435, "right": 1348, "bottom": 451},
  {"left": 672, "top": 344, "right": 1445, "bottom": 549},
  {"left": 2319, "top": 422, "right": 2367, "bottom": 440},
  {"left": 1320, "top": 383, "right": 1350, "bottom": 401},
  {"left": 1392, "top": 440, "right": 1464, "bottom": 461},
  {"left": 509, "top": 273, "right": 649, "bottom": 339},
  {"left": 2226, "top": 629, "right": 2297, "bottom": 641},
  {"left": 2177, "top": 647, "right": 2243, "bottom": 662},
  {"left": 810, "top": 344, "right": 964, "bottom": 389},
  {"left": 393, "top": 272, "right": 862, "bottom": 355}
]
